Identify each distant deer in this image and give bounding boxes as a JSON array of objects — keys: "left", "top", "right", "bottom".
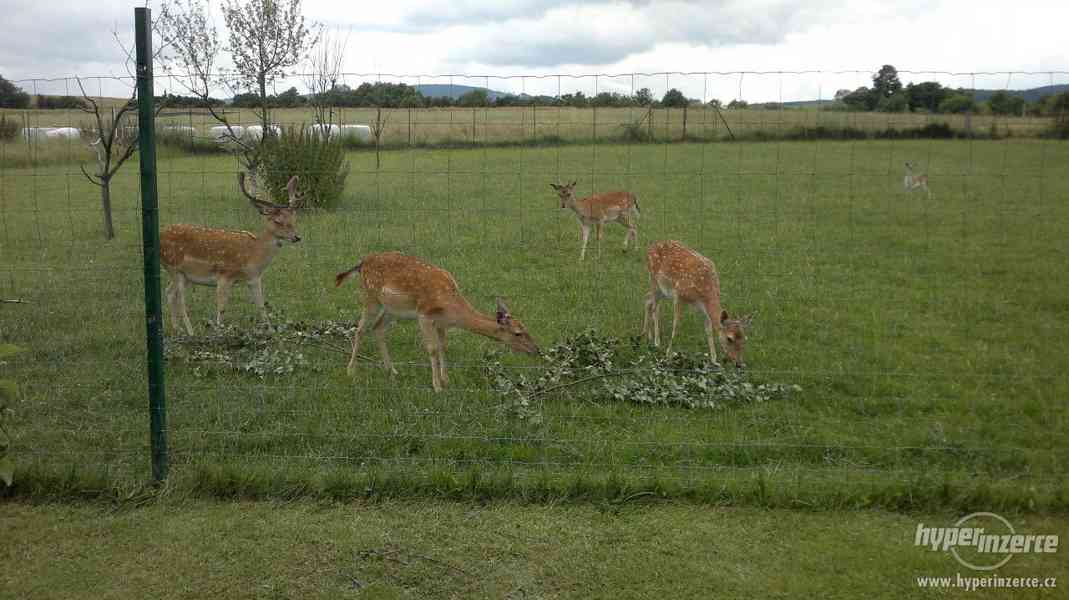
[
  {"left": 335, "top": 252, "right": 540, "bottom": 392},
  {"left": 550, "top": 181, "right": 640, "bottom": 261},
  {"left": 160, "top": 173, "right": 303, "bottom": 334},
  {"left": 642, "top": 240, "right": 752, "bottom": 368},
  {"left": 904, "top": 161, "right": 931, "bottom": 198}
]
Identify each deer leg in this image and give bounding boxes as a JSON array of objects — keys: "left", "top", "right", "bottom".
[
  {"left": 249, "top": 277, "right": 270, "bottom": 326},
  {"left": 703, "top": 312, "right": 721, "bottom": 366},
  {"left": 214, "top": 277, "right": 233, "bottom": 327},
  {"left": 348, "top": 303, "right": 381, "bottom": 374},
  {"left": 666, "top": 296, "right": 682, "bottom": 354},
  {"left": 579, "top": 224, "right": 591, "bottom": 261},
  {"left": 175, "top": 274, "right": 194, "bottom": 335},
  {"left": 165, "top": 279, "right": 180, "bottom": 333},
  {"left": 436, "top": 326, "right": 449, "bottom": 387},
  {"left": 651, "top": 294, "right": 662, "bottom": 347},
  {"left": 418, "top": 317, "right": 443, "bottom": 392},
  {"left": 596, "top": 223, "right": 603, "bottom": 241},
  {"left": 371, "top": 310, "right": 397, "bottom": 376}
]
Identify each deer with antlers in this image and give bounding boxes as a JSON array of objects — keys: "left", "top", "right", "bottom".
[
  {"left": 550, "top": 181, "right": 640, "bottom": 261},
  {"left": 642, "top": 240, "right": 753, "bottom": 368},
  {"left": 904, "top": 161, "right": 932, "bottom": 198},
  {"left": 335, "top": 252, "right": 540, "bottom": 392},
  {"left": 160, "top": 173, "right": 304, "bottom": 334}
]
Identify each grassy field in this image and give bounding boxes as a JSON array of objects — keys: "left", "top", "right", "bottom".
[
  {"left": 2, "top": 104, "right": 1057, "bottom": 148},
  {"left": 1, "top": 135, "right": 1067, "bottom": 510},
  {"left": 4, "top": 499, "right": 1067, "bottom": 599}
]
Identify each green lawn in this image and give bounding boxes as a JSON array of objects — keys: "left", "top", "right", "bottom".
[
  {"left": 3, "top": 499, "right": 1067, "bottom": 599},
  {"left": 1, "top": 138, "right": 1067, "bottom": 509}
]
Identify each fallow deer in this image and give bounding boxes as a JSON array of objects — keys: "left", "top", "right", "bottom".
[
  {"left": 160, "top": 173, "right": 303, "bottom": 334},
  {"left": 550, "top": 181, "right": 640, "bottom": 261},
  {"left": 642, "top": 240, "right": 752, "bottom": 368},
  {"left": 335, "top": 252, "right": 540, "bottom": 392},
  {"left": 904, "top": 161, "right": 932, "bottom": 198}
]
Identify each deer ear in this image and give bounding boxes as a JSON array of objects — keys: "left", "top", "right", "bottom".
[
  {"left": 569, "top": 180, "right": 577, "bottom": 187},
  {"left": 496, "top": 297, "right": 511, "bottom": 325},
  {"left": 720, "top": 310, "right": 729, "bottom": 324},
  {"left": 549, "top": 183, "right": 559, "bottom": 190}
]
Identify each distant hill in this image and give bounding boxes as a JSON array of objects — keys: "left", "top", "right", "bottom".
[{"left": 414, "top": 84, "right": 515, "bottom": 101}]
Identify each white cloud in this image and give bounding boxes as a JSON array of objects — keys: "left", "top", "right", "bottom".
[{"left": 0, "top": 0, "right": 1066, "bottom": 101}]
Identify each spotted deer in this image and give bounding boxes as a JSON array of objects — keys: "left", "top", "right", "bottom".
[
  {"left": 160, "top": 173, "right": 303, "bottom": 334},
  {"left": 550, "top": 181, "right": 640, "bottom": 261},
  {"left": 642, "top": 240, "right": 753, "bottom": 367},
  {"left": 904, "top": 161, "right": 932, "bottom": 198},
  {"left": 335, "top": 252, "right": 540, "bottom": 392}
]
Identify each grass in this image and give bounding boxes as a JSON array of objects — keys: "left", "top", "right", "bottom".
[
  {"left": 3, "top": 499, "right": 1067, "bottom": 598},
  {"left": 1, "top": 136, "right": 1068, "bottom": 510}
]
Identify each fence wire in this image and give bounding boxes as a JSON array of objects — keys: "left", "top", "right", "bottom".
[{"left": 1, "top": 70, "right": 1067, "bottom": 505}]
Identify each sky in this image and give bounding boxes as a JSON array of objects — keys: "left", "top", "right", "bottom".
[{"left": 2, "top": 0, "right": 1067, "bottom": 102}]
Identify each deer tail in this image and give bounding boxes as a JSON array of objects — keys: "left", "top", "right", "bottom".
[
  {"left": 334, "top": 261, "right": 363, "bottom": 287},
  {"left": 632, "top": 194, "right": 641, "bottom": 216}
]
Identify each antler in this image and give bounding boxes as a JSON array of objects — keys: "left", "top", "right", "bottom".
[
  {"left": 238, "top": 172, "right": 288, "bottom": 210},
  {"left": 286, "top": 175, "right": 304, "bottom": 209}
]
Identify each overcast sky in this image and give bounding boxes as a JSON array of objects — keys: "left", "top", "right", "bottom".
[{"left": 2, "top": 0, "right": 1067, "bottom": 102}]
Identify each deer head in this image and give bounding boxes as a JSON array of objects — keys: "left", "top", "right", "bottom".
[
  {"left": 719, "top": 310, "right": 753, "bottom": 369},
  {"left": 549, "top": 180, "right": 578, "bottom": 208},
  {"left": 238, "top": 172, "right": 304, "bottom": 243},
  {"left": 493, "top": 297, "right": 540, "bottom": 355}
]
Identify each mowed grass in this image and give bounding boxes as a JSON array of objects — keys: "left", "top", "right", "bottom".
[
  {"left": 1, "top": 137, "right": 1068, "bottom": 509},
  {"left": 4, "top": 499, "right": 1068, "bottom": 599}
]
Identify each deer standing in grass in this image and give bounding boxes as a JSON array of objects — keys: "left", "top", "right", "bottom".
[
  {"left": 642, "top": 240, "right": 752, "bottom": 368},
  {"left": 550, "top": 181, "right": 640, "bottom": 261},
  {"left": 335, "top": 252, "right": 540, "bottom": 392},
  {"left": 904, "top": 161, "right": 932, "bottom": 198},
  {"left": 160, "top": 173, "right": 303, "bottom": 334}
]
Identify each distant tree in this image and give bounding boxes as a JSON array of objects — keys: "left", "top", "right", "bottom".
[
  {"left": 872, "top": 65, "right": 902, "bottom": 99},
  {"left": 561, "top": 91, "right": 588, "bottom": 108},
  {"left": 707, "top": 99, "right": 722, "bottom": 109},
  {"left": 938, "top": 94, "right": 976, "bottom": 114},
  {"left": 987, "top": 90, "right": 1025, "bottom": 116},
  {"left": 877, "top": 93, "right": 908, "bottom": 113},
  {"left": 0, "top": 75, "right": 30, "bottom": 109},
  {"left": 274, "top": 86, "right": 304, "bottom": 107},
  {"left": 661, "top": 88, "right": 688, "bottom": 108},
  {"left": 36, "top": 95, "right": 88, "bottom": 110},
  {"left": 634, "top": 87, "right": 653, "bottom": 106},
  {"left": 727, "top": 99, "right": 749, "bottom": 109},
  {"left": 458, "top": 89, "right": 489, "bottom": 107},
  {"left": 833, "top": 89, "right": 853, "bottom": 102},
  {"left": 905, "top": 81, "right": 949, "bottom": 113},
  {"left": 494, "top": 94, "right": 522, "bottom": 107},
  {"left": 841, "top": 86, "right": 877, "bottom": 111}
]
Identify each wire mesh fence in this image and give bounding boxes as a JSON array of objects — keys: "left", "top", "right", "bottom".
[{"left": 2, "top": 69, "right": 1067, "bottom": 507}]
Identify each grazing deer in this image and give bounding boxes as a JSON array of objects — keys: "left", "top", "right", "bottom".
[
  {"left": 335, "top": 252, "right": 540, "bottom": 392},
  {"left": 550, "top": 181, "right": 640, "bottom": 261},
  {"left": 160, "top": 173, "right": 303, "bottom": 334},
  {"left": 904, "top": 161, "right": 932, "bottom": 198},
  {"left": 642, "top": 240, "right": 752, "bottom": 368}
]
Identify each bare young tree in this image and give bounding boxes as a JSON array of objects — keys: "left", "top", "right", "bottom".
[
  {"left": 158, "top": 0, "right": 320, "bottom": 181},
  {"left": 75, "top": 13, "right": 168, "bottom": 240},
  {"left": 222, "top": 0, "right": 320, "bottom": 133},
  {"left": 303, "top": 28, "right": 348, "bottom": 129}
]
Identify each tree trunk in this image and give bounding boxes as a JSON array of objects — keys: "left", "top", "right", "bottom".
[
  {"left": 100, "top": 180, "right": 115, "bottom": 240},
  {"left": 258, "top": 75, "right": 270, "bottom": 133}
]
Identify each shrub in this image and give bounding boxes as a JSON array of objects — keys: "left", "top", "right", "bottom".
[
  {"left": 258, "top": 126, "right": 349, "bottom": 210},
  {"left": 0, "top": 75, "right": 30, "bottom": 109},
  {"left": 0, "top": 115, "right": 19, "bottom": 141},
  {"left": 36, "top": 95, "right": 87, "bottom": 110}
]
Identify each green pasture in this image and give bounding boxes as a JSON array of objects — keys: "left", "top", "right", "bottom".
[{"left": 1, "top": 136, "right": 1067, "bottom": 509}]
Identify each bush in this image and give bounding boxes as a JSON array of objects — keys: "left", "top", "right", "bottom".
[
  {"left": 258, "top": 126, "right": 349, "bottom": 210},
  {"left": 0, "top": 75, "right": 30, "bottom": 109},
  {"left": 35, "top": 95, "right": 87, "bottom": 110},
  {"left": 0, "top": 115, "right": 19, "bottom": 141}
]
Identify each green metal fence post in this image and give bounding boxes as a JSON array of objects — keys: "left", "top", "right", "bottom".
[{"left": 135, "top": 6, "right": 168, "bottom": 483}]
